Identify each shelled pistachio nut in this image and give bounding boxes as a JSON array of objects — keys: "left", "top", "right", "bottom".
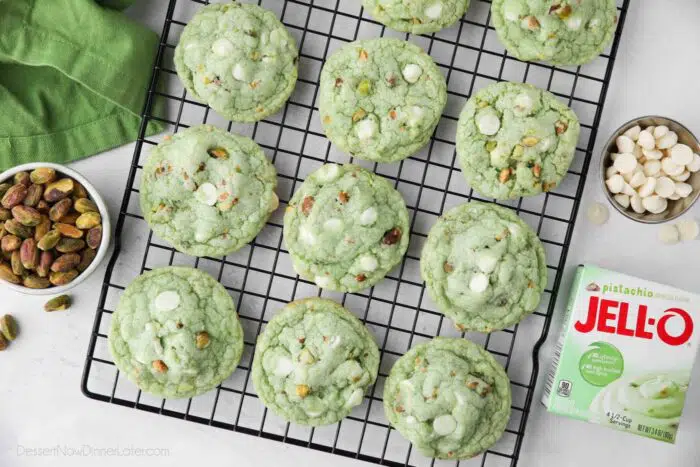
[{"left": 44, "top": 294, "right": 72, "bottom": 312}]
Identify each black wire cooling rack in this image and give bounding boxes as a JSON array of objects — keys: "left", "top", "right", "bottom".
[{"left": 81, "top": 1, "right": 630, "bottom": 466}]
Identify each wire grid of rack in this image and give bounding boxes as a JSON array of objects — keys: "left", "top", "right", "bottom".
[{"left": 81, "top": 1, "right": 630, "bottom": 466}]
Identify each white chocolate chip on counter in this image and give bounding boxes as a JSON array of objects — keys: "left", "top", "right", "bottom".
[
  {"left": 675, "top": 182, "right": 693, "bottom": 198},
  {"left": 637, "top": 130, "right": 655, "bottom": 150},
  {"left": 317, "top": 163, "right": 340, "bottom": 182},
  {"left": 642, "top": 195, "right": 667, "bottom": 214},
  {"left": 653, "top": 125, "right": 669, "bottom": 139},
  {"left": 615, "top": 135, "right": 635, "bottom": 154},
  {"left": 212, "top": 38, "right": 234, "bottom": 56},
  {"left": 586, "top": 202, "right": 609, "bottom": 225},
  {"left": 154, "top": 291, "right": 180, "bottom": 312},
  {"left": 469, "top": 273, "right": 489, "bottom": 293},
  {"left": 656, "top": 131, "right": 678, "bottom": 149},
  {"left": 623, "top": 125, "right": 641, "bottom": 141},
  {"left": 232, "top": 63, "right": 247, "bottom": 81},
  {"left": 661, "top": 157, "right": 685, "bottom": 177},
  {"left": 195, "top": 182, "right": 218, "bottom": 206},
  {"left": 687, "top": 154, "right": 700, "bottom": 172},
  {"left": 658, "top": 224, "right": 680, "bottom": 245},
  {"left": 424, "top": 2, "right": 443, "bottom": 19},
  {"left": 605, "top": 174, "right": 625, "bottom": 194},
  {"left": 476, "top": 111, "right": 501, "bottom": 135},
  {"left": 677, "top": 219, "right": 700, "bottom": 241},
  {"left": 359, "top": 207, "right": 378, "bottom": 226},
  {"left": 323, "top": 218, "right": 344, "bottom": 232},
  {"left": 359, "top": 254, "right": 378, "bottom": 272},
  {"left": 613, "top": 153, "right": 637, "bottom": 174},
  {"left": 356, "top": 119, "right": 377, "bottom": 141},
  {"left": 630, "top": 194, "right": 645, "bottom": 214},
  {"left": 669, "top": 144, "right": 694, "bottom": 166},
  {"left": 433, "top": 414, "right": 457, "bottom": 436},
  {"left": 614, "top": 194, "right": 630, "bottom": 209},
  {"left": 402, "top": 64, "right": 422, "bottom": 83},
  {"left": 654, "top": 176, "right": 676, "bottom": 198}
]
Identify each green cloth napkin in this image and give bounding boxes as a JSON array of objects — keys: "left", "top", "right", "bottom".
[{"left": 0, "top": 0, "right": 164, "bottom": 170}]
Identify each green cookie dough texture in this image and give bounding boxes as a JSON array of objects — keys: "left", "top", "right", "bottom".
[
  {"left": 174, "top": 2, "right": 298, "bottom": 122},
  {"left": 421, "top": 202, "right": 547, "bottom": 332},
  {"left": 319, "top": 38, "right": 447, "bottom": 162},
  {"left": 252, "top": 298, "right": 380, "bottom": 426},
  {"left": 109, "top": 267, "right": 244, "bottom": 399},
  {"left": 492, "top": 0, "right": 617, "bottom": 65},
  {"left": 456, "top": 81, "right": 580, "bottom": 200},
  {"left": 283, "top": 164, "right": 410, "bottom": 292},
  {"left": 141, "top": 124, "right": 278, "bottom": 257},
  {"left": 362, "top": 0, "right": 470, "bottom": 34},
  {"left": 384, "top": 337, "right": 511, "bottom": 459}
]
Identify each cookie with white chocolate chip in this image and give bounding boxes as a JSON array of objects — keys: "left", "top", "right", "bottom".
[
  {"left": 284, "top": 164, "right": 410, "bottom": 292},
  {"left": 383, "top": 337, "right": 511, "bottom": 459},
  {"left": 252, "top": 297, "right": 380, "bottom": 426},
  {"left": 174, "top": 2, "right": 298, "bottom": 122},
  {"left": 491, "top": 0, "right": 617, "bottom": 66},
  {"left": 318, "top": 38, "right": 447, "bottom": 162},
  {"left": 362, "top": 0, "right": 470, "bottom": 34},
  {"left": 140, "top": 125, "right": 278, "bottom": 257},
  {"left": 456, "top": 81, "right": 580, "bottom": 200},
  {"left": 421, "top": 201, "right": 547, "bottom": 332},
  {"left": 109, "top": 267, "right": 244, "bottom": 399}
]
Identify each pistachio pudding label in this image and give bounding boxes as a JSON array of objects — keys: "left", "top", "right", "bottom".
[{"left": 542, "top": 265, "right": 699, "bottom": 443}]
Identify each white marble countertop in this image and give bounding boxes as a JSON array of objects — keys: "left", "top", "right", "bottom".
[{"left": 2, "top": 1, "right": 700, "bottom": 466}]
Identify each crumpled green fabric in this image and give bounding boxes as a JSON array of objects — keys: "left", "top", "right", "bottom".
[{"left": 0, "top": 0, "right": 164, "bottom": 170}]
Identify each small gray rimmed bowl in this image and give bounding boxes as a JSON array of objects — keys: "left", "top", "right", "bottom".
[{"left": 600, "top": 116, "right": 700, "bottom": 224}]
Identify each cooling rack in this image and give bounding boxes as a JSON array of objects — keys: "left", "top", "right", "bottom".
[{"left": 81, "top": 1, "right": 630, "bottom": 466}]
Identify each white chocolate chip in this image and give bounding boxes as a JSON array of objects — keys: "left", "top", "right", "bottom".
[
  {"left": 315, "top": 275, "right": 332, "bottom": 289},
  {"left": 323, "top": 218, "right": 344, "bottom": 232},
  {"left": 232, "top": 63, "right": 246, "bottom": 81},
  {"left": 672, "top": 171, "right": 691, "bottom": 182},
  {"left": 653, "top": 126, "right": 669, "bottom": 139},
  {"left": 642, "top": 148, "right": 663, "bottom": 161},
  {"left": 274, "top": 356, "right": 295, "bottom": 377},
  {"left": 476, "top": 251, "right": 498, "bottom": 274},
  {"left": 655, "top": 177, "right": 676, "bottom": 198},
  {"left": 610, "top": 152, "right": 620, "bottom": 162},
  {"left": 637, "top": 130, "right": 655, "bottom": 150},
  {"left": 359, "top": 255, "right": 378, "bottom": 272},
  {"left": 605, "top": 174, "right": 625, "bottom": 194},
  {"left": 345, "top": 388, "right": 364, "bottom": 408},
  {"left": 514, "top": 93, "right": 534, "bottom": 114},
  {"left": 212, "top": 38, "right": 234, "bottom": 56},
  {"left": 622, "top": 171, "right": 635, "bottom": 183},
  {"left": 687, "top": 154, "right": 700, "bottom": 172},
  {"left": 675, "top": 182, "right": 693, "bottom": 198},
  {"left": 643, "top": 160, "right": 662, "bottom": 177},
  {"left": 566, "top": 16, "right": 583, "bottom": 30},
  {"left": 661, "top": 157, "right": 685, "bottom": 177},
  {"left": 299, "top": 224, "right": 316, "bottom": 245},
  {"left": 586, "top": 202, "right": 609, "bottom": 225},
  {"left": 298, "top": 348, "right": 315, "bottom": 365},
  {"left": 677, "top": 220, "right": 700, "bottom": 241},
  {"left": 668, "top": 192, "right": 681, "bottom": 201},
  {"left": 615, "top": 135, "right": 635, "bottom": 154},
  {"left": 614, "top": 194, "right": 630, "bottom": 209},
  {"left": 317, "top": 164, "right": 340, "bottom": 182},
  {"left": 359, "top": 207, "right": 378, "bottom": 226},
  {"left": 328, "top": 335, "right": 342, "bottom": 348},
  {"left": 605, "top": 166, "right": 619, "bottom": 178},
  {"left": 658, "top": 224, "right": 680, "bottom": 245},
  {"left": 469, "top": 273, "right": 489, "bottom": 293},
  {"left": 356, "top": 119, "right": 377, "bottom": 141},
  {"left": 623, "top": 183, "right": 636, "bottom": 197},
  {"left": 613, "top": 153, "right": 637, "bottom": 174},
  {"left": 154, "top": 291, "right": 180, "bottom": 312},
  {"left": 645, "top": 126, "right": 656, "bottom": 135},
  {"left": 424, "top": 2, "right": 443, "bottom": 19},
  {"left": 402, "top": 64, "right": 422, "bottom": 84},
  {"left": 629, "top": 171, "right": 646, "bottom": 188},
  {"left": 630, "top": 194, "right": 645, "bottom": 214},
  {"left": 657, "top": 131, "right": 679, "bottom": 149},
  {"left": 633, "top": 145, "right": 644, "bottom": 160},
  {"left": 642, "top": 195, "right": 668, "bottom": 214},
  {"left": 637, "top": 176, "right": 657, "bottom": 198},
  {"left": 433, "top": 414, "right": 457, "bottom": 436},
  {"left": 195, "top": 183, "right": 218, "bottom": 206},
  {"left": 406, "top": 106, "right": 424, "bottom": 127},
  {"left": 476, "top": 112, "right": 501, "bottom": 136},
  {"left": 623, "top": 125, "right": 641, "bottom": 141},
  {"left": 670, "top": 144, "right": 694, "bottom": 166}
]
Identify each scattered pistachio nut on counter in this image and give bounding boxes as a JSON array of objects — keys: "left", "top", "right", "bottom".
[
  {"left": 605, "top": 124, "right": 699, "bottom": 215},
  {"left": 0, "top": 314, "right": 18, "bottom": 350},
  {"left": 44, "top": 294, "right": 72, "bottom": 312},
  {"left": 0, "top": 168, "right": 103, "bottom": 288}
]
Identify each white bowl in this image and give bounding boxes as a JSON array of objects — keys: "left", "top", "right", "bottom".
[{"left": 0, "top": 162, "right": 112, "bottom": 295}]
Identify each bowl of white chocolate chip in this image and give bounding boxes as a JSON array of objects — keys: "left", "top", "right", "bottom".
[{"left": 601, "top": 116, "right": 700, "bottom": 223}]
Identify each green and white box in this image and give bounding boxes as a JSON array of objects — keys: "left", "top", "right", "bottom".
[{"left": 542, "top": 264, "right": 700, "bottom": 443}]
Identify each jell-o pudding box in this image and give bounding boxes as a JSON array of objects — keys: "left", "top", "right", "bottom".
[{"left": 542, "top": 264, "right": 700, "bottom": 443}]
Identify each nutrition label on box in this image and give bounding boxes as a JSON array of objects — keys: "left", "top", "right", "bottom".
[{"left": 542, "top": 265, "right": 700, "bottom": 443}]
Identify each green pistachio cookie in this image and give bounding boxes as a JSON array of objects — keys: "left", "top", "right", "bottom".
[
  {"left": 421, "top": 201, "right": 547, "bottom": 332},
  {"left": 252, "top": 298, "right": 380, "bottom": 426},
  {"left": 109, "top": 267, "right": 244, "bottom": 399},
  {"left": 140, "top": 124, "right": 278, "bottom": 257},
  {"left": 492, "top": 0, "right": 617, "bottom": 66},
  {"left": 362, "top": 0, "right": 470, "bottom": 34},
  {"left": 318, "top": 38, "right": 447, "bottom": 162},
  {"left": 456, "top": 81, "right": 580, "bottom": 200},
  {"left": 384, "top": 337, "right": 511, "bottom": 459},
  {"left": 283, "top": 164, "right": 410, "bottom": 292},
  {"left": 174, "top": 2, "right": 298, "bottom": 122}
]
